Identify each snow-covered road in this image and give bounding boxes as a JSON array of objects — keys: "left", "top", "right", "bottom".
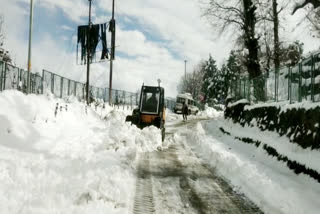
[{"left": 132, "top": 118, "right": 262, "bottom": 214}]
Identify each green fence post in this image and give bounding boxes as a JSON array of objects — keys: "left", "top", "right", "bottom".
[
  {"left": 30, "top": 73, "right": 33, "bottom": 93},
  {"left": 51, "top": 73, "right": 54, "bottom": 94},
  {"left": 18, "top": 68, "right": 21, "bottom": 87},
  {"left": 0, "top": 62, "right": 3, "bottom": 91},
  {"left": 290, "top": 67, "right": 293, "bottom": 104},
  {"left": 67, "top": 79, "right": 71, "bottom": 96},
  {"left": 82, "top": 84, "right": 84, "bottom": 101},
  {"left": 73, "top": 82, "right": 76, "bottom": 97},
  {"left": 236, "top": 78, "right": 239, "bottom": 100},
  {"left": 311, "top": 55, "right": 315, "bottom": 102},
  {"left": 104, "top": 88, "right": 107, "bottom": 102},
  {"left": 60, "top": 77, "right": 63, "bottom": 98},
  {"left": 41, "top": 70, "right": 44, "bottom": 94},
  {"left": 288, "top": 67, "right": 290, "bottom": 102},
  {"left": 3, "top": 63, "right": 7, "bottom": 90},
  {"left": 243, "top": 78, "right": 245, "bottom": 99},
  {"left": 298, "top": 63, "right": 302, "bottom": 102}
]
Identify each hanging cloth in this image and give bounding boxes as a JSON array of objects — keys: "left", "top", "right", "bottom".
[
  {"left": 77, "top": 25, "right": 88, "bottom": 63},
  {"left": 90, "top": 24, "right": 100, "bottom": 60},
  {"left": 100, "top": 23, "right": 108, "bottom": 60}
]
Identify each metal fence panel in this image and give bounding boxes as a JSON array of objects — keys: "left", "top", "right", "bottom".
[
  {"left": 62, "top": 78, "right": 69, "bottom": 98},
  {"left": 314, "top": 53, "right": 320, "bottom": 102},
  {"left": 5, "top": 64, "right": 19, "bottom": 90},
  {"left": 76, "top": 82, "right": 84, "bottom": 100},
  {"left": 0, "top": 61, "right": 3, "bottom": 91},
  {"left": 267, "top": 71, "right": 276, "bottom": 101},
  {"left": 113, "top": 89, "right": 118, "bottom": 104},
  {"left": 43, "top": 70, "right": 52, "bottom": 94},
  {"left": 0, "top": 60, "right": 146, "bottom": 106},
  {"left": 91, "top": 86, "right": 98, "bottom": 101},
  {"left": 278, "top": 67, "right": 289, "bottom": 101},
  {"left": 20, "top": 69, "right": 28, "bottom": 93},
  {"left": 290, "top": 64, "right": 300, "bottom": 103},
  {"left": 31, "top": 74, "right": 42, "bottom": 94},
  {"left": 301, "top": 58, "right": 313, "bottom": 101},
  {"left": 69, "top": 80, "right": 76, "bottom": 97},
  {"left": 53, "top": 75, "right": 62, "bottom": 98}
]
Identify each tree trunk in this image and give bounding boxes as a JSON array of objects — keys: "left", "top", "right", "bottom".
[
  {"left": 273, "top": 0, "right": 280, "bottom": 101},
  {"left": 273, "top": 0, "right": 280, "bottom": 71},
  {"left": 242, "top": 0, "right": 265, "bottom": 101}
]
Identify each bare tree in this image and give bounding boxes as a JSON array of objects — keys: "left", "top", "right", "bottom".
[
  {"left": 292, "top": 0, "right": 320, "bottom": 15},
  {"left": 306, "top": 10, "right": 320, "bottom": 37},
  {"left": 258, "top": 0, "right": 288, "bottom": 83},
  {"left": 177, "top": 61, "right": 205, "bottom": 101},
  {"left": 203, "top": 0, "right": 265, "bottom": 100},
  {"left": 259, "top": 20, "right": 273, "bottom": 75},
  {"left": 290, "top": 0, "right": 320, "bottom": 39},
  {"left": 0, "top": 15, "right": 4, "bottom": 47},
  {"left": 272, "top": 0, "right": 281, "bottom": 75}
]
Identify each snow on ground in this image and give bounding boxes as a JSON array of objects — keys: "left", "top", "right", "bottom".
[
  {"left": 196, "top": 104, "right": 224, "bottom": 118},
  {"left": 180, "top": 108, "right": 320, "bottom": 214},
  {"left": 0, "top": 90, "right": 162, "bottom": 213},
  {"left": 244, "top": 100, "right": 320, "bottom": 112},
  {"left": 1, "top": 91, "right": 319, "bottom": 214}
]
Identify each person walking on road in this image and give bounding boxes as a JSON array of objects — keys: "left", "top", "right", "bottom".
[{"left": 182, "top": 102, "right": 188, "bottom": 121}]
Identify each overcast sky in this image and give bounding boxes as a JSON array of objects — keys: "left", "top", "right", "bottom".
[{"left": 1, "top": 0, "right": 320, "bottom": 97}]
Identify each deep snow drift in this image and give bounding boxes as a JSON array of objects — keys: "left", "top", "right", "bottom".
[{"left": 0, "top": 90, "right": 162, "bottom": 213}]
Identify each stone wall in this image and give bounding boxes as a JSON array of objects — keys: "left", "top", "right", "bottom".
[{"left": 225, "top": 101, "right": 320, "bottom": 149}]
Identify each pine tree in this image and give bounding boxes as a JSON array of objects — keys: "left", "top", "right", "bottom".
[{"left": 201, "top": 55, "right": 219, "bottom": 104}]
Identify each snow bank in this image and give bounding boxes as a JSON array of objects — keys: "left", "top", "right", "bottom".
[
  {"left": 184, "top": 117, "right": 320, "bottom": 214},
  {"left": 227, "top": 98, "right": 249, "bottom": 108},
  {"left": 244, "top": 100, "right": 320, "bottom": 112},
  {"left": 0, "top": 90, "right": 162, "bottom": 213},
  {"left": 196, "top": 105, "right": 223, "bottom": 118}
]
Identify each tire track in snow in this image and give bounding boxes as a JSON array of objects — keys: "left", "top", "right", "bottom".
[
  {"left": 133, "top": 118, "right": 262, "bottom": 214},
  {"left": 133, "top": 153, "right": 155, "bottom": 214}
]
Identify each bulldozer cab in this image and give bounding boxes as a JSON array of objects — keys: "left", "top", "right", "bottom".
[{"left": 140, "top": 86, "right": 164, "bottom": 115}]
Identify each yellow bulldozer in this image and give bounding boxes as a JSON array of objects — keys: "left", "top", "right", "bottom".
[{"left": 125, "top": 85, "right": 166, "bottom": 141}]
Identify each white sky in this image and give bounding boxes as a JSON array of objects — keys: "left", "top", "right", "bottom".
[{"left": 0, "top": 0, "right": 320, "bottom": 97}]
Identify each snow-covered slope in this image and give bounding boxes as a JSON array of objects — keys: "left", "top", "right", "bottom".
[
  {"left": 183, "top": 115, "right": 320, "bottom": 214},
  {"left": 0, "top": 90, "right": 161, "bottom": 213}
]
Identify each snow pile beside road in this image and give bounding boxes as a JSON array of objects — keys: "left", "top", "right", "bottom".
[
  {"left": 196, "top": 105, "right": 223, "bottom": 118},
  {"left": 0, "top": 90, "right": 161, "bottom": 213},
  {"left": 244, "top": 100, "right": 320, "bottom": 111},
  {"left": 184, "top": 116, "right": 320, "bottom": 214}
]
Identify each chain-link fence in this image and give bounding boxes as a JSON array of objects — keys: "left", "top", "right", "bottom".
[
  {"left": 42, "top": 69, "right": 140, "bottom": 106},
  {"left": 0, "top": 60, "right": 176, "bottom": 110},
  {"left": 230, "top": 51, "right": 320, "bottom": 104},
  {"left": 0, "top": 60, "right": 140, "bottom": 107},
  {"left": 0, "top": 62, "right": 42, "bottom": 94}
]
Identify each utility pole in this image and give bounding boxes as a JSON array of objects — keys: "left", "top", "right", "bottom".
[
  {"left": 109, "top": 0, "right": 115, "bottom": 105},
  {"left": 27, "top": 0, "right": 34, "bottom": 94},
  {"left": 86, "top": 0, "right": 92, "bottom": 105},
  {"left": 184, "top": 60, "right": 187, "bottom": 81}
]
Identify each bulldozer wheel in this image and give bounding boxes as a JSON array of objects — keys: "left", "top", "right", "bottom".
[{"left": 161, "top": 127, "right": 165, "bottom": 142}]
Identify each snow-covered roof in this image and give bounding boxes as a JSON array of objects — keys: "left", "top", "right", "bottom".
[{"left": 177, "top": 93, "right": 194, "bottom": 100}]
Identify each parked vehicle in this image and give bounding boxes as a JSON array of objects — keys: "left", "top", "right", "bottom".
[
  {"left": 125, "top": 85, "right": 166, "bottom": 141},
  {"left": 173, "top": 93, "right": 199, "bottom": 115}
]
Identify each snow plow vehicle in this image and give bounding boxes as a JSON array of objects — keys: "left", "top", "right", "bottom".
[{"left": 125, "top": 85, "right": 166, "bottom": 141}]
